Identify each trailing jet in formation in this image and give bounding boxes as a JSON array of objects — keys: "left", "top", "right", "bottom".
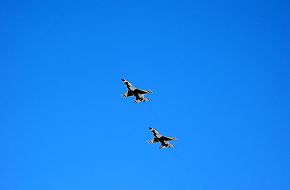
[
  {"left": 121, "top": 79, "right": 153, "bottom": 103},
  {"left": 148, "top": 127, "right": 177, "bottom": 149}
]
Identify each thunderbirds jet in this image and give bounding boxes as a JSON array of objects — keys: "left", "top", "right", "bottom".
[
  {"left": 148, "top": 127, "right": 177, "bottom": 149},
  {"left": 121, "top": 79, "right": 153, "bottom": 103}
]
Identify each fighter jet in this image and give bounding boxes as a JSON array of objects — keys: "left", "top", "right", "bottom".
[
  {"left": 147, "top": 127, "right": 177, "bottom": 149},
  {"left": 121, "top": 79, "right": 153, "bottom": 103}
]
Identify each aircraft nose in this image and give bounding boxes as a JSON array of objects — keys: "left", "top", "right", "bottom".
[
  {"left": 121, "top": 79, "right": 126, "bottom": 82},
  {"left": 149, "top": 127, "right": 152, "bottom": 130}
]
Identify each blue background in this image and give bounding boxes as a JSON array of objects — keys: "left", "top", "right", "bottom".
[{"left": 1, "top": 0, "right": 290, "bottom": 189}]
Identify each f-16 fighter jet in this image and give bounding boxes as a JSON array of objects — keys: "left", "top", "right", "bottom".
[
  {"left": 121, "top": 79, "right": 153, "bottom": 103},
  {"left": 148, "top": 127, "right": 177, "bottom": 149}
]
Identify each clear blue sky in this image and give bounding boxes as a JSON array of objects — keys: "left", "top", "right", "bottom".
[{"left": 1, "top": 0, "right": 290, "bottom": 189}]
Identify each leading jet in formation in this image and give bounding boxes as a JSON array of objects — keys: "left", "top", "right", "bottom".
[
  {"left": 121, "top": 79, "right": 153, "bottom": 103},
  {"left": 148, "top": 127, "right": 177, "bottom": 149}
]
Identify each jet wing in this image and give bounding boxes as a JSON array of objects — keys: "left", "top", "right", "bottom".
[
  {"left": 160, "top": 136, "right": 176, "bottom": 141},
  {"left": 123, "top": 90, "right": 134, "bottom": 97},
  {"left": 136, "top": 89, "right": 153, "bottom": 94},
  {"left": 148, "top": 137, "right": 159, "bottom": 144}
]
